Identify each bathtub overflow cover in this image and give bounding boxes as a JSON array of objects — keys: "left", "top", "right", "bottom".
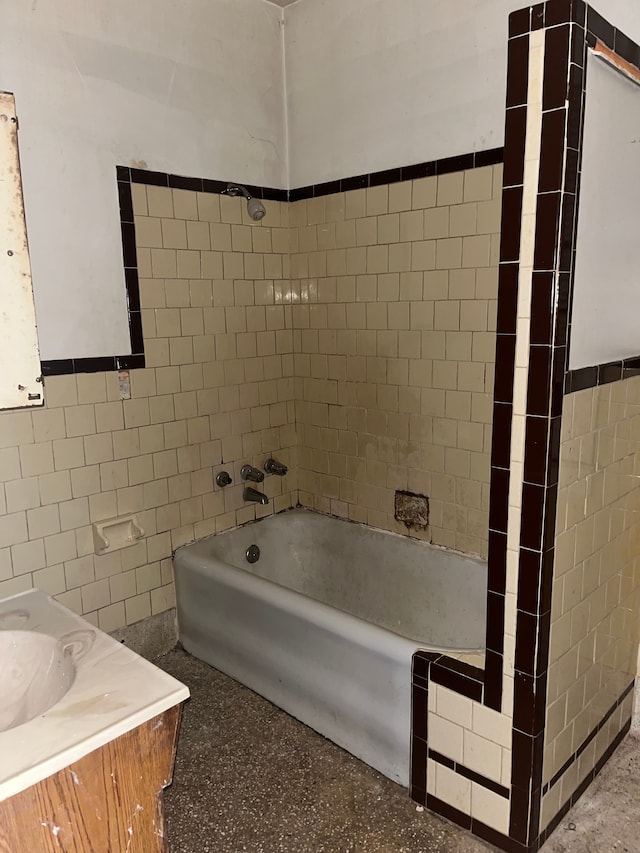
[{"left": 246, "top": 544, "right": 260, "bottom": 564}]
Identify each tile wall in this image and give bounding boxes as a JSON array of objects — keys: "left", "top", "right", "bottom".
[
  {"left": 0, "top": 189, "right": 297, "bottom": 631},
  {"left": 292, "top": 166, "right": 502, "bottom": 558},
  {"left": 0, "top": 164, "right": 498, "bottom": 627},
  {"left": 540, "top": 377, "right": 640, "bottom": 827}
]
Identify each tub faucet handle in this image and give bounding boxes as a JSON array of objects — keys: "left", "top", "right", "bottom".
[
  {"left": 264, "top": 458, "right": 288, "bottom": 476},
  {"left": 216, "top": 471, "right": 232, "bottom": 487},
  {"left": 241, "top": 464, "right": 264, "bottom": 483}
]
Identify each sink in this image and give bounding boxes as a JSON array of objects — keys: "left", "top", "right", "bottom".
[{"left": 0, "top": 629, "right": 94, "bottom": 732}]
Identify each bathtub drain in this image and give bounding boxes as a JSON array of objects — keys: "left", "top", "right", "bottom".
[{"left": 246, "top": 544, "right": 260, "bottom": 564}]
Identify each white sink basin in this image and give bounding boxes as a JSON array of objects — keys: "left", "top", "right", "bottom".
[{"left": 0, "top": 629, "right": 94, "bottom": 732}]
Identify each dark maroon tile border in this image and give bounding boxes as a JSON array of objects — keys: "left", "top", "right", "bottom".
[
  {"left": 411, "top": 4, "right": 640, "bottom": 852},
  {"left": 565, "top": 355, "right": 640, "bottom": 393},
  {"left": 542, "top": 680, "right": 634, "bottom": 794},
  {"left": 41, "top": 148, "right": 504, "bottom": 377},
  {"left": 429, "top": 748, "right": 510, "bottom": 798},
  {"left": 288, "top": 148, "right": 504, "bottom": 201},
  {"left": 537, "top": 717, "right": 632, "bottom": 848}
]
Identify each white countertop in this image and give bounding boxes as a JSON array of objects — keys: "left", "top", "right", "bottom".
[{"left": 0, "top": 589, "right": 189, "bottom": 802}]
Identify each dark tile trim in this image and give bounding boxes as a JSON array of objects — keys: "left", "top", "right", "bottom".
[
  {"left": 429, "top": 749, "right": 510, "bottom": 798},
  {"left": 564, "top": 354, "right": 640, "bottom": 393},
  {"left": 43, "top": 150, "right": 503, "bottom": 376},
  {"left": 428, "top": 794, "right": 534, "bottom": 853},
  {"left": 542, "top": 680, "right": 634, "bottom": 794},
  {"left": 290, "top": 147, "right": 504, "bottom": 200},
  {"left": 506, "top": 8, "right": 640, "bottom": 850},
  {"left": 536, "top": 718, "right": 631, "bottom": 848},
  {"left": 41, "top": 174, "right": 146, "bottom": 377}
]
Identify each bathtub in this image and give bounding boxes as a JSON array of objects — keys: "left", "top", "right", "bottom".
[{"left": 174, "top": 508, "right": 487, "bottom": 786}]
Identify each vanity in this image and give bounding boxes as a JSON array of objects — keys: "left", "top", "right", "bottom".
[{"left": 0, "top": 589, "right": 189, "bottom": 853}]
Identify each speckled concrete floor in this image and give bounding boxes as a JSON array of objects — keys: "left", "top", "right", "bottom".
[{"left": 157, "top": 648, "right": 639, "bottom": 853}]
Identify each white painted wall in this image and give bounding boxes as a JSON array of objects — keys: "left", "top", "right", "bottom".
[
  {"left": 284, "top": 0, "right": 640, "bottom": 188},
  {"left": 4, "top": 0, "right": 640, "bottom": 361},
  {"left": 570, "top": 55, "right": 640, "bottom": 370},
  {"left": 2, "top": 0, "right": 285, "bottom": 361}
]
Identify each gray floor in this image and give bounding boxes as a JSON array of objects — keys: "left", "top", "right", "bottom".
[{"left": 158, "top": 648, "right": 640, "bottom": 853}]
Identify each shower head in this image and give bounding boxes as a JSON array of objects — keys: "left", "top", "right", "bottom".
[{"left": 225, "top": 183, "right": 266, "bottom": 221}]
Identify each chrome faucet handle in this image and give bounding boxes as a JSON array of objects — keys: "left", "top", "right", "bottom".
[
  {"left": 240, "top": 464, "right": 265, "bottom": 483},
  {"left": 264, "top": 458, "right": 288, "bottom": 476}
]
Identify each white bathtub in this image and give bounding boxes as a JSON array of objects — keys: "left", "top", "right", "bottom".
[{"left": 174, "top": 508, "right": 487, "bottom": 786}]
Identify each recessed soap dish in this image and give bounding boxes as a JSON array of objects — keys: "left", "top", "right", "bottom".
[{"left": 92, "top": 514, "right": 145, "bottom": 555}]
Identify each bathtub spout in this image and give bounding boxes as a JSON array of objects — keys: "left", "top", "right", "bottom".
[{"left": 243, "top": 486, "right": 269, "bottom": 506}]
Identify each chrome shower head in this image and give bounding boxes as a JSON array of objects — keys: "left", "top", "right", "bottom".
[{"left": 225, "top": 183, "right": 266, "bottom": 221}]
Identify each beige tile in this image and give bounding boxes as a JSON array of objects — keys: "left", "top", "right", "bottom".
[
  {"left": 196, "top": 192, "right": 220, "bottom": 222},
  {"left": 168, "top": 189, "right": 196, "bottom": 220},
  {"left": 135, "top": 216, "right": 163, "bottom": 248},
  {"left": 449, "top": 203, "right": 477, "bottom": 237},
  {"left": 424, "top": 207, "right": 450, "bottom": 239},
  {"left": 462, "top": 235, "right": 491, "bottom": 268},
  {"left": 464, "top": 166, "right": 494, "bottom": 202},
  {"left": 388, "top": 181, "right": 412, "bottom": 213},
  {"left": 11, "top": 538, "right": 46, "bottom": 574},
  {"left": 5, "top": 476, "right": 40, "bottom": 513},
  {"left": 131, "top": 183, "right": 148, "bottom": 216},
  {"left": 436, "top": 238, "right": 462, "bottom": 269},
  {"left": 98, "top": 602, "right": 126, "bottom": 632},
  {"left": 39, "top": 470, "right": 73, "bottom": 505},
  {"left": 187, "top": 220, "right": 211, "bottom": 250},
  {"left": 146, "top": 186, "right": 174, "bottom": 218},
  {"left": 412, "top": 176, "right": 437, "bottom": 209},
  {"left": 20, "top": 442, "right": 54, "bottom": 477},
  {"left": 437, "top": 172, "right": 464, "bottom": 206},
  {"left": 32, "top": 409, "right": 67, "bottom": 443},
  {"left": 366, "top": 185, "right": 388, "bottom": 216}
]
